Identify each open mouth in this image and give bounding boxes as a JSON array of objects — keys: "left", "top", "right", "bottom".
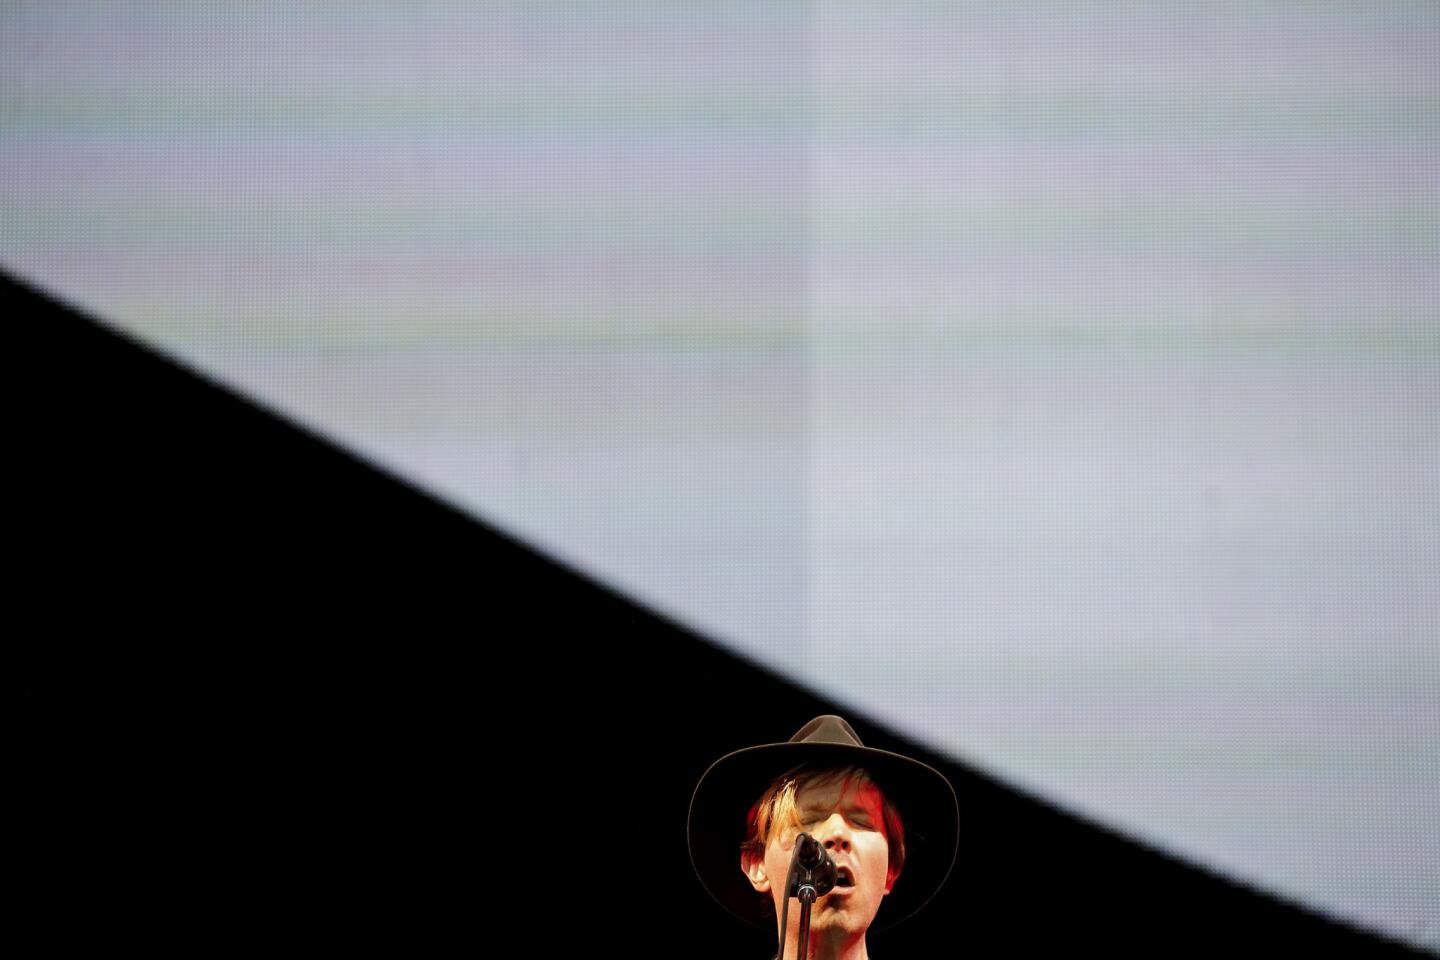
[{"left": 834, "top": 868, "right": 854, "bottom": 889}]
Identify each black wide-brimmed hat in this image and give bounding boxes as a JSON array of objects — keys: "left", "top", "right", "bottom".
[{"left": 688, "top": 715, "right": 959, "bottom": 932}]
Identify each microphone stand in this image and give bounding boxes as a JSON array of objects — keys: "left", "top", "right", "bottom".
[{"left": 776, "top": 834, "right": 837, "bottom": 960}]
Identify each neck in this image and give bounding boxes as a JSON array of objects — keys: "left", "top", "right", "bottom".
[{"left": 774, "top": 927, "right": 869, "bottom": 960}]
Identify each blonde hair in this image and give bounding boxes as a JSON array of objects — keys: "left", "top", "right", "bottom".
[{"left": 740, "top": 764, "right": 906, "bottom": 882}]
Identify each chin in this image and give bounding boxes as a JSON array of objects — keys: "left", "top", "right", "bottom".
[{"left": 816, "top": 909, "right": 868, "bottom": 932}]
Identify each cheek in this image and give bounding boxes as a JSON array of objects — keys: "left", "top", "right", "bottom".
[
  {"left": 766, "top": 848, "right": 792, "bottom": 887},
  {"left": 862, "top": 837, "right": 894, "bottom": 887}
]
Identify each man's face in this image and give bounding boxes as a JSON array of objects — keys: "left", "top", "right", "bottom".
[{"left": 743, "top": 772, "right": 898, "bottom": 943}]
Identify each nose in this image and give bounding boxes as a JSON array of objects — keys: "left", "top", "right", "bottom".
[{"left": 815, "top": 813, "right": 852, "bottom": 853}]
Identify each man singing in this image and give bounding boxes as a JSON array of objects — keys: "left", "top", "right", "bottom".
[{"left": 689, "top": 715, "right": 959, "bottom": 960}]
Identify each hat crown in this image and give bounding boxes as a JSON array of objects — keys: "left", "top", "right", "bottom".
[{"left": 790, "top": 714, "right": 864, "bottom": 748}]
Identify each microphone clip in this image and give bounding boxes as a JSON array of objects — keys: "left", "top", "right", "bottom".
[{"left": 786, "top": 832, "right": 838, "bottom": 903}]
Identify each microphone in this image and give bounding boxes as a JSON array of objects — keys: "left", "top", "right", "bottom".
[
  {"left": 797, "top": 832, "right": 830, "bottom": 871},
  {"left": 788, "top": 832, "right": 838, "bottom": 899}
]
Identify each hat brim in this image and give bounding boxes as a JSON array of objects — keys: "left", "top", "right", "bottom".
[{"left": 688, "top": 739, "right": 958, "bottom": 933}]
